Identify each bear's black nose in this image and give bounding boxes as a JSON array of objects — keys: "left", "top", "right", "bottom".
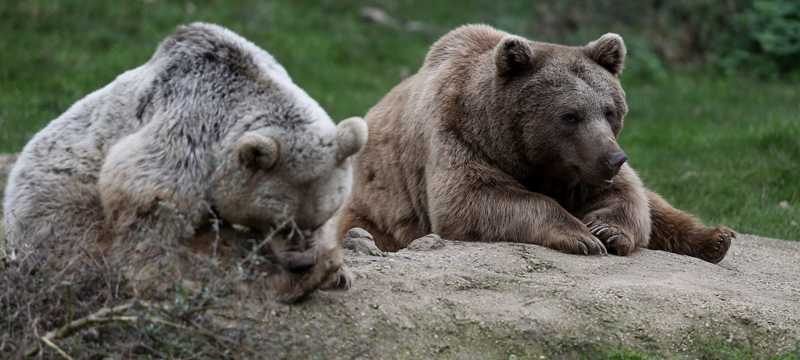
[
  {"left": 609, "top": 151, "right": 628, "bottom": 171},
  {"left": 279, "top": 251, "right": 317, "bottom": 274}
]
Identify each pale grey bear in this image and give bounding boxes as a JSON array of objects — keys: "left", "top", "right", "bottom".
[{"left": 2, "top": 23, "right": 366, "bottom": 300}]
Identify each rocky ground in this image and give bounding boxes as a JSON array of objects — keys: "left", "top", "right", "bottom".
[
  {"left": 1, "top": 153, "right": 798, "bottom": 358},
  {"left": 238, "top": 233, "right": 800, "bottom": 358}
]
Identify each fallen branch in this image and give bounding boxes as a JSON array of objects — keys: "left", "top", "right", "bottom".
[
  {"left": 39, "top": 336, "right": 73, "bottom": 360},
  {"left": 25, "top": 299, "right": 252, "bottom": 358},
  {"left": 26, "top": 302, "right": 136, "bottom": 357}
]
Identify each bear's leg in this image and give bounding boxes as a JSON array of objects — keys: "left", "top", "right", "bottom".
[
  {"left": 428, "top": 170, "right": 607, "bottom": 255},
  {"left": 102, "top": 190, "right": 206, "bottom": 296},
  {"left": 580, "top": 166, "right": 651, "bottom": 256},
  {"left": 98, "top": 132, "right": 210, "bottom": 295},
  {"left": 4, "top": 165, "right": 108, "bottom": 266},
  {"left": 646, "top": 190, "right": 734, "bottom": 263}
]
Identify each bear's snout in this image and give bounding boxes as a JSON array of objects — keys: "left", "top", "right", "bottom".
[
  {"left": 278, "top": 250, "right": 317, "bottom": 274},
  {"left": 608, "top": 151, "right": 628, "bottom": 172},
  {"left": 600, "top": 151, "right": 628, "bottom": 180}
]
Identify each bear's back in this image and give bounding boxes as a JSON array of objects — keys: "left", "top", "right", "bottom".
[
  {"left": 8, "top": 22, "right": 304, "bottom": 187},
  {"left": 3, "top": 22, "right": 334, "bottom": 263}
]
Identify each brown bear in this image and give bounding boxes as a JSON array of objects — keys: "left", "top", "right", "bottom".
[{"left": 339, "top": 24, "right": 733, "bottom": 263}]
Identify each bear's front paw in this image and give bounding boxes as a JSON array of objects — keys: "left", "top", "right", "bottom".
[
  {"left": 407, "top": 234, "right": 445, "bottom": 251},
  {"left": 267, "top": 234, "right": 348, "bottom": 303},
  {"left": 343, "top": 228, "right": 385, "bottom": 257},
  {"left": 270, "top": 256, "right": 344, "bottom": 303},
  {"left": 585, "top": 220, "right": 636, "bottom": 256},
  {"left": 320, "top": 266, "right": 353, "bottom": 291},
  {"left": 548, "top": 225, "right": 607, "bottom": 256},
  {"left": 695, "top": 226, "right": 735, "bottom": 264}
]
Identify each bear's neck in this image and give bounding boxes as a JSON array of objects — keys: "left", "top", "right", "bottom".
[{"left": 519, "top": 174, "right": 595, "bottom": 215}]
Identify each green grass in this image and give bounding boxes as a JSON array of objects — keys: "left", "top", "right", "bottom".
[
  {"left": 623, "top": 76, "right": 800, "bottom": 240},
  {"left": 0, "top": 0, "right": 797, "bottom": 239}
]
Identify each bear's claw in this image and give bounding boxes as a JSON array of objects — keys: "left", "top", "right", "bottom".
[
  {"left": 578, "top": 235, "right": 608, "bottom": 256},
  {"left": 321, "top": 267, "right": 353, "bottom": 291},
  {"left": 585, "top": 220, "right": 635, "bottom": 256}
]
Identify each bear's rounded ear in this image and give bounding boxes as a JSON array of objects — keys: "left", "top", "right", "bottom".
[
  {"left": 584, "top": 33, "right": 626, "bottom": 76},
  {"left": 336, "top": 117, "right": 368, "bottom": 163},
  {"left": 495, "top": 36, "right": 534, "bottom": 77},
  {"left": 236, "top": 132, "right": 280, "bottom": 170}
]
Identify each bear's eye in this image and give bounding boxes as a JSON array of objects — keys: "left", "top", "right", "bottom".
[{"left": 561, "top": 113, "right": 581, "bottom": 125}]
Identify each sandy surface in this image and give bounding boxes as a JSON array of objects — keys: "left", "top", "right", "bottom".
[{"left": 225, "top": 233, "right": 798, "bottom": 358}]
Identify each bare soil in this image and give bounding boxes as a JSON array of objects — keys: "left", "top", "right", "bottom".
[{"left": 231, "top": 233, "right": 800, "bottom": 358}]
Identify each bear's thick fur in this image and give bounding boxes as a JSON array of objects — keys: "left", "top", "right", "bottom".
[
  {"left": 340, "top": 25, "right": 733, "bottom": 263},
  {"left": 3, "top": 23, "right": 367, "bottom": 300}
]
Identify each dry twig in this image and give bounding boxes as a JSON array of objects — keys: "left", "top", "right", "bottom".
[{"left": 25, "top": 299, "right": 254, "bottom": 358}]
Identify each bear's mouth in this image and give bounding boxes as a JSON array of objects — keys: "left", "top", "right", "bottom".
[{"left": 582, "top": 174, "right": 618, "bottom": 189}]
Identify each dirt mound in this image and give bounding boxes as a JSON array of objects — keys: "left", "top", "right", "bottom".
[
  {"left": 1, "top": 154, "right": 798, "bottom": 358},
  {"left": 236, "top": 233, "right": 798, "bottom": 358}
]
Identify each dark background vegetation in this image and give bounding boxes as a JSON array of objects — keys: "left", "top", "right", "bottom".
[{"left": 0, "top": 0, "right": 798, "bottom": 238}]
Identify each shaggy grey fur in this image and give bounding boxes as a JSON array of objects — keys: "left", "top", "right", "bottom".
[{"left": 3, "top": 23, "right": 366, "bottom": 292}]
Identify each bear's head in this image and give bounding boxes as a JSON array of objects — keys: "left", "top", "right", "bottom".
[
  {"left": 200, "top": 64, "right": 365, "bottom": 302},
  {"left": 447, "top": 28, "right": 629, "bottom": 189},
  {"left": 211, "top": 115, "right": 367, "bottom": 236},
  {"left": 165, "top": 23, "right": 373, "bottom": 238}
]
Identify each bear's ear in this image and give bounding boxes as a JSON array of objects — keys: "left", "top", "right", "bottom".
[
  {"left": 236, "top": 132, "right": 280, "bottom": 170},
  {"left": 336, "top": 117, "right": 368, "bottom": 163},
  {"left": 584, "top": 33, "right": 626, "bottom": 76},
  {"left": 495, "top": 36, "right": 534, "bottom": 77}
]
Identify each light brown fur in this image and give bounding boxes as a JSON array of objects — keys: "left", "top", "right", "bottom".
[{"left": 340, "top": 25, "right": 733, "bottom": 263}]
